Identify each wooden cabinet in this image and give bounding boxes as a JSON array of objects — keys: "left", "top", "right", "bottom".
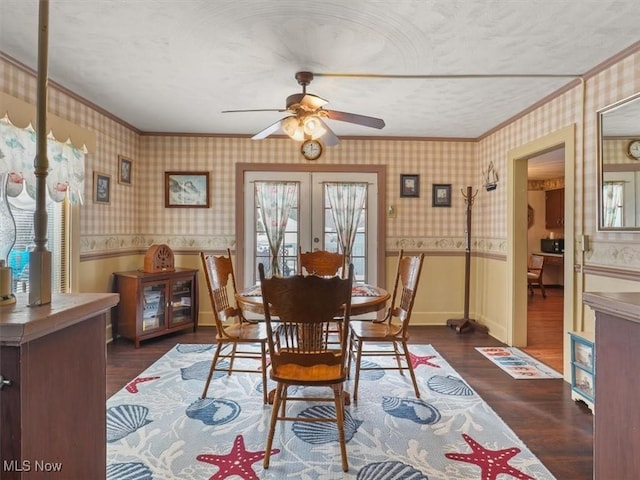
[
  {"left": 112, "top": 268, "right": 198, "bottom": 347},
  {"left": 1, "top": 293, "right": 118, "bottom": 479},
  {"left": 583, "top": 292, "right": 640, "bottom": 479},
  {"left": 545, "top": 188, "right": 564, "bottom": 229},
  {"left": 568, "top": 331, "right": 594, "bottom": 412}
]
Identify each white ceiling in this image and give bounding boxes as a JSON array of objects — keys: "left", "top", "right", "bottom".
[{"left": 1, "top": 1, "right": 638, "bottom": 153}]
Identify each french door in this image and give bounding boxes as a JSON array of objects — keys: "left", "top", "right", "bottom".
[{"left": 243, "top": 171, "right": 379, "bottom": 285}]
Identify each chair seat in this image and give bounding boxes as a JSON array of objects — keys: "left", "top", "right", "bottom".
[
  {"left": 270, "top": 362, "right": 345, "bottom": 385},
  {"left": 527, "top": 271, "right": 540, "bottom": 280},
  {"left": 350, "top": 320, "right": 404, "bottom": 340},
  {"left": 218, "top": 322, "right": 268, "bottom": 341}
]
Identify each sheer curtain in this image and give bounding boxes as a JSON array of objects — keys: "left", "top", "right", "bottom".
[
  {"left": 602, "top": 181, "right": 624, "bottom": 228},
  {"left": 1, "top": 116, "right": 85, "bottom": 293},
  {"left": 325, "top": 182, "right": 367, "bottom": 268},
  {"left": 255, "top": 181, "right": 298, "bottom": 276}
]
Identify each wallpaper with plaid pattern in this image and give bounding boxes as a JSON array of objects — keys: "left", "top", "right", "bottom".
[{"left": 1, "top": 50, "right": 639, "bottom": 269}]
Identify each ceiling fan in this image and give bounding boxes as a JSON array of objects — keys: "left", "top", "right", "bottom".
[{"left": 222, "top": 71, "right": 385, "bottom": 146}]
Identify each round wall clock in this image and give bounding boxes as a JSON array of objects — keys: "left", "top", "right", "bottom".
[
  {"left": 627, "top": 139, "right": 640, "bottom": 160},
  {"left": 301, "top": 139, "right": 323, "bottom": 160}
]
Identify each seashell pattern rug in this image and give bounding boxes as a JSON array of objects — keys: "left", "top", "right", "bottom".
[{"left": 107, "top": 344, "right": 556, "bottom": 479}]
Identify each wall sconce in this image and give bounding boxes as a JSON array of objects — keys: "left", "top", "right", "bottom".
[{"left": 483, "top": 161, "right": 499, "bottom": 191}]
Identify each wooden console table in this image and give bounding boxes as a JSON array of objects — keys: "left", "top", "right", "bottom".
[
  {"left": 0, "top": 293, "right": 119, "bottom": 479},
  {"left": 583, "top": 292, "right": 640, "bottom": 479}
]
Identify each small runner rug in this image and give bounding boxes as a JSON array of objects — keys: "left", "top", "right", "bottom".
[
  {"left": 475, "top": 346, "right": 563, "bottom": 379},
  {"left": 106, "top": 344, "right": 556, "bottom": 479}
]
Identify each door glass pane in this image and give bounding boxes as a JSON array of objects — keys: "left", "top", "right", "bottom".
[
  {"left": 323, "top": 187, "right": 367, "bottom": 282},
  {"left": 254, "top": 185, "right": 299, "bottom": 280},
  {"left": 244, "top": 171, "right": 377, "bottom": 286}
]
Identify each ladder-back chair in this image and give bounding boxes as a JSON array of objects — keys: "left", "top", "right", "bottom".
[
  {"left": 527, "top": 254, "right": 546, "bottom": 298},
  {"left": 298, "top": 248, "right": 345, "bottom": 277},
  {"left": 259, "top": 263, "right": 354, "bottom": 472},
  {"left": 349, "top": 250, "right": 425, "bottom": 402},
  {"left": 200, "top": 250, "right": 269, "bottom": 403}
]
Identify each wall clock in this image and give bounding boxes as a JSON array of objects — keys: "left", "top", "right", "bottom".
[
  {"left": 627, "top": 139, "right": 640, "bottom": 160},
  {"left": 301, "top": 139, "right": 323, "bottom": 160}
]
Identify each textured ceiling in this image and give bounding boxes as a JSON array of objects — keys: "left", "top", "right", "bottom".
[{"left": 0, "top": 0, "right": 639, "bottom": 143}]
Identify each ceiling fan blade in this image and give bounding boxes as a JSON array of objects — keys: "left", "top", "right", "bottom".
[
  {"left": 251, "top": 117, "right": 287, "bottom": 140},
  {"left": 317, "top": 118, "right": 340, "bottom": 146},
  {"left": 286, "top": 93, "right": 328, "bottom": 110},
  {"left": 222, "top": 108, "right": 286, "bottom": 113},
  {"left": 300, "top": 93, "right": 328, "bottom": 109},
  {"left": 325, "top": 110, "right": 385, "bottom": 129}
]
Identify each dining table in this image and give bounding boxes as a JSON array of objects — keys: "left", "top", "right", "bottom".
[
  {"left": 235, "top": 281, "right": 390, "bottom": 405},
  {"left": 236, "top": 282, "right": 390, "bottom": 318}
]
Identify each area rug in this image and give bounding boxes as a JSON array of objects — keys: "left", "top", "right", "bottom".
[
  {"left": 475, "top": 347, "right": 563, "bottom": 379},
  {"left": 106, "top": 344, "right": 556, "bottom": 479}
]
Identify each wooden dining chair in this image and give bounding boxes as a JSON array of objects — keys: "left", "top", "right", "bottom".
[
  {"left": 199, "top": 250, "right": 269, "bottom": 403},
  {"left": 259, "top": 262, "right": 354, "bottom": 472},
  {"left": 348, "top": 249, "right": 425, "bottom": 402},
  {"left": 298, "top": 248, "right": 346, "bottom": 344},
  {"left": 527, "top": 254, "right": 546, "bottom": 298},
  {"left": 298, "top": 247, "right": 345, "bottom": 277}
]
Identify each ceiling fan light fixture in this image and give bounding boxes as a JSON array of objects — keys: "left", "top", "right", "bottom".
[
  {"left": 303, "top": 115, "right": 326, "bottom": 139},
  {"left": 282, "top": 116, "right": 305, "bottom": 141}
]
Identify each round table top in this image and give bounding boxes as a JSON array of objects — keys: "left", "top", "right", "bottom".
[{"left": 236, "top": 283, "right": 390, "bottom": 317}]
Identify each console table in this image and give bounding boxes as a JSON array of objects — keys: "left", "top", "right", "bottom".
[
  {"left": 0, "top": 293, "right": 119, "bottom": 479},
  {"left": 583, "top": 292, "right": 640, "bottom": 479}
]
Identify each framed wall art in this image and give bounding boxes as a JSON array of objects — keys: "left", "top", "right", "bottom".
[
  {"left": 432, "top": 183, "right": 452, "bottom": 207},
  {"left": 400, "top": 174, "right": 420, "bottom": 197},
  {"left": 118, "top": 155, "right": 133, "bottom": 185},
  {"left": 164, "top": 171, "right": 210, "bottom": 208},
  {"left": 93, "top": 171, "right": 111, "bottom": 204}
]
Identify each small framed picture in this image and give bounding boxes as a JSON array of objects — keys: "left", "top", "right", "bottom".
[
  {"left": 165, "top": 171, "right": 210, "bottom": 208},
  {"left": 400, "top": 174, "right": 420, "bottom": 197},
  {"left": 93, "top": 171, "right": 111, "bottom": 204},
  {"left": 118, "top": 155, "right": 132, "bottom": 185},
  {"left": 432, "top": 183, "right": 452, "bottom": 207}
]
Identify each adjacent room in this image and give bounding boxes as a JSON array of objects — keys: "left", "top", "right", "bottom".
[{"left": 1, "top": 2, "right": 640, "bottom": 479}]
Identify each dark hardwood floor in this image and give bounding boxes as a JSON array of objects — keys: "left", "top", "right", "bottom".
[{"left": 107, "top": 323, "right": 593, "bottom": 479}]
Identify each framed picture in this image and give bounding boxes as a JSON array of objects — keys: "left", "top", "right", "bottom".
[
  {"left": 164, "top": 171, "right": 210, "bottom": 208},
  {"left": 93, "top": 171, "right": 111, "bottom": 204},
  {"left": 118, "top": 155, "right": 132, "bottom": 185},
  {"left": 400, "top": 174, "right": 420, "bottom": 197},
  {"left": 432, "top": 183, "right": 452, "bottom": 207}
]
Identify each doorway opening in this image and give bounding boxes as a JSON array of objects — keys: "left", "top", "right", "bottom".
[
  {"left": 235, "top": 163, "right": 386, "bottom": 291},
  {"left": 506, "top": 125, "right": 576, "bottom": 380},
  {"left": 523, "top": 148, "right": 565, "bottom": 373}
]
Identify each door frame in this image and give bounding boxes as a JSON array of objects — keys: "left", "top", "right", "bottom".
[
  {"left": 235, "top": 163, "right": 387, "bottom": 289},
  {"left": 506, "top": 125, "right": 576, "bottom": 379}
]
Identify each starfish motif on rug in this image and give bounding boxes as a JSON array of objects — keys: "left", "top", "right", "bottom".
[
  {"left": 410, "top": 353, "right": 440, "bottom": 369},
  {"left": 197, "top": 434, "right": 280, "bottom": 480},
  {"left": 125, "top": 376, "right": 160, "bottom": 393},
  {"left": 445, "top": 433, "right": 534, "bottom": 480}
]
